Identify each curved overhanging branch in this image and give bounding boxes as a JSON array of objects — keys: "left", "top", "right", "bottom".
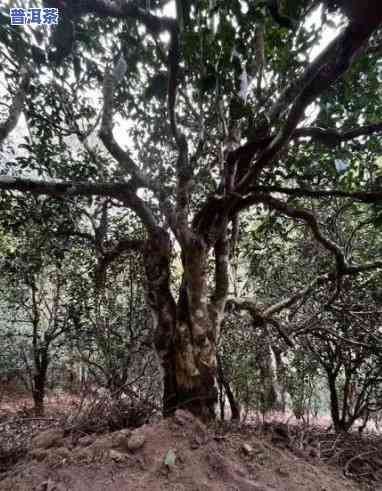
[
  {"left": 227, "top": 273, "right": 338, "bottom": 349},
  {"left": 294, "top": 122, "right": 382, "bottom": 147},
  {"left": 345, "top": 261, "right": 382, "bottom": 275},
  {"left": 0, "top": 67, "right": 32, "bottom": 145},
  {"left": 226, "top": 296, "right": 263, "bottom": 322},
  {"left": 228, "top": 256, "right": 382, "bottom": 348},
  {"left": 0, "top": 176, "right": 157, "bottom": 232},
  {"left": 226, "top": 296, "right": 294, "bottom": 348},
  {"left": 262, "top": 274, "right": 330, "bottom": 318},
  {"left": 247, "top": 193, "right": 347, "bottom": 273},
  {"left": 249, "top": 186, "right": 382, "bottom": 204},
  {"left": 233, "top": 193, "right": 382, "bottom": 277},
  {"left": 0, "top": 175, "right": 124, "bottom": 197}
]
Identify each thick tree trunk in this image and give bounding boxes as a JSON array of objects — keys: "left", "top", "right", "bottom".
[
  {"left": 173, "top": 265, "right": 218, "bottom": 420},
  {"left": 144, "top": 228, "right": 222, "bottom": 421},
  {"left": 144, "top": 228, "right": 180, "bottom": 416}
]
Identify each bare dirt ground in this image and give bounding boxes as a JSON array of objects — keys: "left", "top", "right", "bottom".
[{"left": 0, "top": 394, "right": 381, "bottom": 491}]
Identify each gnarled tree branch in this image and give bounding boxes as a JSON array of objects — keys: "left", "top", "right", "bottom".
[
  {"left": 99, "top": 65, "right": 154, "bottom": 189},
  {"left": 0, "top": 176, "right": 157, "bottom": 231},
  {"left": 237, "top": 13, "right": 382, "bottom": 192},
  {"left": 263, "top": 274, "right": 330, "bottom": 318},
  {"left": 294, "top": 122, "right": 382, "bottom": 147},
  {"left": 245, "top": 193, "right": 382, "bottom": 277},
  {"left": 227, "top": 296, "right": 294, "bottom": 348},
  {"left": 249, "top": 186, "right": 382, "bottom": 204}
]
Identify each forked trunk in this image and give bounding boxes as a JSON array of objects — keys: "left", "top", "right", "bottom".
[{"left": 144, "top": 228, "right": 223, "bottom": 421}]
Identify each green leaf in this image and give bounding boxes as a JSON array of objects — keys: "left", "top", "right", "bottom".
[{"left": 164, "top": 449, "right": 176, "bottom": 468}]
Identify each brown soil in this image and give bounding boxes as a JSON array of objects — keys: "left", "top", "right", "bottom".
[{"left": 0, "top": 410, "right": 363, "bottom": 491}]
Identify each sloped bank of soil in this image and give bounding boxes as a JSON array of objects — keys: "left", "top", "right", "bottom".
[{"left": 0, "top": 410, "right": 360, "bottom": 491}]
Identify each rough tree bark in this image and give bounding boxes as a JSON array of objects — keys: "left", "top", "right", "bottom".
[
  {"left": 143, "top": 228, "right": 178, "bottom": 415},
  {"left": 144, "top": 227, "right": 224, "bottom": 420}
]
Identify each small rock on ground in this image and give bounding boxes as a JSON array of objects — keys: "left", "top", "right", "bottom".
[{"left": 127, "top": 432, "right": 145, "bottom": 451}]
